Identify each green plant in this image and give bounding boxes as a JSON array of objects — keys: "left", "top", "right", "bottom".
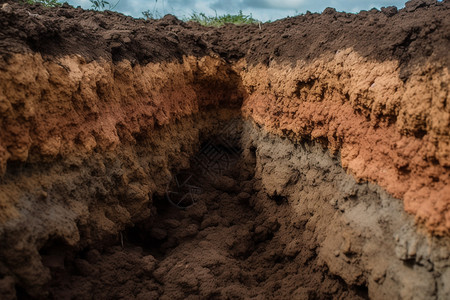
[
  {"left": 23, "top": 0, "right": 61, "bottom": 7},
  {"left": 142, "top": 0, "right": 163, "bottom": 20},
  {"left": 185, "top": 10, "right": 260, "bottom": 27},
  {"left": 90, "top": 0, "right": 120, "bottom": 11},
  {"left": 142, "top": 9, "right": 162, "bottom": 20}
]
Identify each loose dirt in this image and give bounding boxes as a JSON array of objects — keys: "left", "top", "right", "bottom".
[
  {"left": 1, "top": 1, "right": 449, "bottom": 77},
  {"left": 44, "top": 138, "right": 364, "bottom": 300}
]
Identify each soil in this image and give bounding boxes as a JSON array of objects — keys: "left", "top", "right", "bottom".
[
  {"left": 0, "top": 0, "right": 450, "bottom": 299},
  {"left": 0, "top": 1, "right": 449, "bottom": 78},
  {"left": 43, "top": 141, "right": 364, "bottom": 300}
]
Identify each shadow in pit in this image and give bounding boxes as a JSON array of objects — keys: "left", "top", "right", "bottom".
[{"left": 42, "top": 129, "right": 369, "bottom": 299}]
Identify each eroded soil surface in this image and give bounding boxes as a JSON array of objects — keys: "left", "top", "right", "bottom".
[
  {"left": 44, "top": 144, "right": 364, "bottom": 300},
  {"left": 1, "top": 1, "right": 449, "bottom": 76}
]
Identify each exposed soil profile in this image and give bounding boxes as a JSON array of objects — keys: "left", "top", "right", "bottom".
[
  {"left": 0, "top": 0, "right": 450, "bottom": 299},
  {"left": 44, "top": 126, "right": 366, "bottom": 299}
]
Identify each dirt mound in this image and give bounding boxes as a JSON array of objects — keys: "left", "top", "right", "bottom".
[
  {"left": 0, "top": 2, "right": 212, "bottom": 63},
  {"left": 1, "top": 1, "right": 449, "bottom": 74}
]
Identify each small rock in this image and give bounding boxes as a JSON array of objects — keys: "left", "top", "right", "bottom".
[
  {"left": 405, "top": 0, "right": 434, "bottom": 12},
  {"left": 381, "top": 6, "right": 398, "bottom": 17},
  {"left": 110, "top": 41, "right": 122, "bottom": 49},
  {"left": 39, "top": 191, "right": 48, "bottom": 200},
  {"left": 177, "top": 224, "right": 199, "bottom": 238},
  {"left": 254, "top": 225, "right": 269, "bottom": 242},
  {"left": 212, "top": 176, "right": 237, "bottom": 193},
  {"left": 292, "top": 287, "right": 314, "bottom": 300},
  {"left": 341, "top": 237, "right": 352, "bottom": 255},
  {"left": 407, "top": 240, "right": 417, "bottom": 258},
  {"left": 264, "top": 217, "right": 280, "bottom": 232},
  {"left": 283, "top": 240, "right": 300, "bottom": 257},
  {"left": 142, "top": 255, "right": 157, "bottom": 273},
  {"left": 237, "top": 192, "right": 251, "bottom": 203},
  {"left": 163, "top": 219, "right": 181, "bottom": 228},
  {"left": 322, "top": 7, "right": 337, "bottom": 15},
  {"left": 200, "top": 214, "right": 221, "bottom": 229},
  {"left": 1, "top": 3, "right": 12, "bottom": 13}
]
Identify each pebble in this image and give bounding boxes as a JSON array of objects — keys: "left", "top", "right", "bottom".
[
  {"left": 237, "top": 192, "right": 251, "bottom": 203},
  {"left": 1, "top": 3, "right": 12, "bottom": 13},
  {"left": 142, "top": 255, "right": 157, "bottom": 273},
  {"left": 163, "top": 219, "right": 181, "bottom": 228},
  {"left": 212, "top": 176, "right": 237, "bottom": 192},
  {"left": 177, "top": 224, "right": 199, "bottom": 238}
]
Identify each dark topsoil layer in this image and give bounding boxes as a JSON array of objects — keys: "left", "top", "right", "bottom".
[
  {"left": 1, "top": 1, "right": 449, "bottom": 299},
  {"left": 1, "top": 0, "right": 450, "bottom": 80}
]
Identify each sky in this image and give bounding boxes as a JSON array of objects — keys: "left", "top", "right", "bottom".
[{"left": 66, "top": 0, "right": 412, "bottom": 22}]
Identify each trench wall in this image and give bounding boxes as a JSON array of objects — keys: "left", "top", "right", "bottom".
[{"left": 0, "top": 0, "right": 449, "bottom": 298}]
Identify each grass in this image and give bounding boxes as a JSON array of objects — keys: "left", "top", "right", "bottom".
[
  {"left": 183, "top": 10, "right": 260, "bottom": 27},
  {"left": 21, "top": 0, "right": 119, "bottom": 9},
  {"left": 22, "top": 0, "right": 262, "bottom": 27},
  {"left": 22, "top": 0, "right": 61, "bottom": 7},
  {"left": 142, "top": 9, "right": 261, "bottom": 27}
]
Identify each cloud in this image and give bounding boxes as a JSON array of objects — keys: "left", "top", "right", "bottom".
[
  {"left": 67, "top": 0, "right": 411, "bottom": 21},
  {"left": 212, "top": 0, "right": 406, "bottom": 13},
  {"left": 242, "top": 0, "right": 307, "bottom": 10}
]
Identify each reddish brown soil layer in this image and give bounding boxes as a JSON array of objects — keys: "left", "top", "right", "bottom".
[{"left": 0, "top": 54, "right": 245, "bottom": 173}]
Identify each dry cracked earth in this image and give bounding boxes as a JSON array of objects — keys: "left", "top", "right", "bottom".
[{"left": 0, "top": 0, "right": 450, "bottom": 299}]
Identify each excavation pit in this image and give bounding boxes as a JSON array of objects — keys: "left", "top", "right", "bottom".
[
  {"left": 1, "top": 1, "right": 450, "bottom": 299},
  {"left": 42, "top": 126, "right": 369, "bottom": 299}
]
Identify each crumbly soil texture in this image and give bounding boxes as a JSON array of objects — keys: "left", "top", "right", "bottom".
[
  {"left": 43, "top": 140, "right": 364, "bottom": 300},
  {"left": 1, "top": 0, "right": 449, "bottom": 72}
]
